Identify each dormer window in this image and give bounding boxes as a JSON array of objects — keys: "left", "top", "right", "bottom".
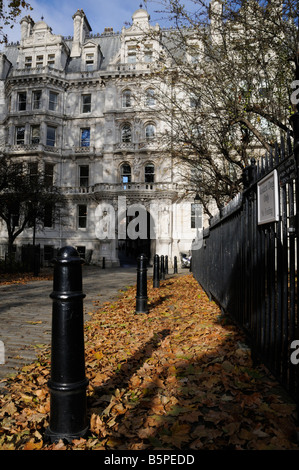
[{"left": 85, "top": 53, "right": 94, "bottom": 71}]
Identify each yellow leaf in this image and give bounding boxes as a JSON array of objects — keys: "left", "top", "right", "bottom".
[{"left": 24, "top": 440, "right": 43, "bottom": 450}]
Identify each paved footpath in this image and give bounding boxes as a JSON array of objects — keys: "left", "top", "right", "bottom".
[{"left": 0, "top": 265, "right": 143, "bottom": 386}]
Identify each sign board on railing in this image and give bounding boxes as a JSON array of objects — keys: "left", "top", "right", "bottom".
[{"left": 257, "top": 170, "right": 280, "bottom": 225}]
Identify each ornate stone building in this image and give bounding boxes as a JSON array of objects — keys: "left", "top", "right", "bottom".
[{"left": 0, "top": 8, "right": 203, "bottom": 266}]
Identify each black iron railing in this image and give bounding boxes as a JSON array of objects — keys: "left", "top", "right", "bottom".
[{"left": 192, "top": 125, "right": 299, "bottom": 403}]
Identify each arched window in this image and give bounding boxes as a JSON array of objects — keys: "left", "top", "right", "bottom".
[
  {"left": 145, "top": 163, "right": 155, "bottom": 183},
  {"left": 121, "top": 123, "right": 132, "bottom": 142},
  {"left": 120, "top": 163, "right": 131, "bottom": 184},
  {"left": 122, "top": 89, "right": 132, "bottom": 108},
  {"left": 145, "top": 88, "right": 155, "bottom": 106},
  {"left": 145, "top": 123, "right": 156, "bottom": 140}
]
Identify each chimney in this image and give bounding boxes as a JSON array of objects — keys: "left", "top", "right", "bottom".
[{"left": 70, "top": 10, "right": 92, "bottom": 57}]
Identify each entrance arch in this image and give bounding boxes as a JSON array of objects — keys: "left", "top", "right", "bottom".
[{"left": 117, "top": 207, "right": 155, "bottom": 266}]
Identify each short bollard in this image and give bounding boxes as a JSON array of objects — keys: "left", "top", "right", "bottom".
[
  {"left": 160, "top": 255, "right": 165, "bottom": 280},
  {"left": 153, "top": 254, "right": 160, "bottom": 288},
  {"left": 165, "top": 255, "right": 168, "bottom": 274},
  {"left": 174, "top": 256, "right": 178, "bottom": 274},
  {"left": 102, "top": 256, "right": 105, "bottom": 269},
  {"left": 45, "top": 246, "right": 89, "bottom": 443},
  {"left": 136, "top": 254, "right": 148, "bottom": 313}
]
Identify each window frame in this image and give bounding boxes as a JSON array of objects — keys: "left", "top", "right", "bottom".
[
  {"left": 46, "top": 125, "right": 56, "bottom": 147},
  {"left": 30, "top": 125, "right": 40, "bottom": 144},
  {"left": 80, "top": 127, "right": 90, "bottom": 147},
  {"left": 49, "top": 91, "right": 58, "bottom": 111},
  {"left": 144, "top": 163, "right": 155, "bottom": 183},
  {"left": 78, "top": 204, "right": 87, "bottom": 229},
  {"left": 191, "top": 202, "right": 203, "bottom": 229},
  {"left": 120, "top": 163, "right": 132, "bottom": 184},
  {"left": 121, "top": 123, "right": 132, "bottom": 143},
  {"left": 145, "top": 123, "right": 156, "bottom": 140},
  {"left": 17, "top": 92, "right": 27, "bottom": 111},
  {"left": 122, "top": 89, "right": 132, "bottom": 108},
  {"left": 15, "top": 126, "right": 25, "bottom": 145},
  {"left": 32, "top": 90, "right": 42, "bottom": 110},
  {"left": 82, "top": 94, "right": 91, "bottom": 113},
  {"left": 79, "top": 165, "right": 89, "bottom": 187}
]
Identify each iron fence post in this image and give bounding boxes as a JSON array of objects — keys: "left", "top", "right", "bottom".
[
  {"left": 153, "top": 254, "right": 160, "bottom": 288},
  {"left": 160, "top": 255, "right": 165, "bottom": 280},
  {"left": 136, "top": 253, "right": 148, "bottom": 313},
  {"left": 174, "top": 256, "right": 178, "bottom": 274},
  {"left": 45, "top": 246, "right": 89, "bottom": 443}
]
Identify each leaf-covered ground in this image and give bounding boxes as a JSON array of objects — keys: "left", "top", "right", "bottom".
[{"left": 1, "top": 274, "right": 299, "bottom": 450}]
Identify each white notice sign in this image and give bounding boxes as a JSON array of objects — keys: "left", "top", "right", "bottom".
[{"left": 257, "top": 170, "right": 279, "bottom": 225}]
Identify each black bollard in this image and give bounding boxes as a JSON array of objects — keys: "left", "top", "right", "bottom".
[
  {"left": 153, "top": 254, "right": 160, "bottom": 288},
  {"left": 165, "top": 255, "right": 168, "bottom": 274},
  {"left": 174, "top": 256, "right": 178, "bottom": 274},
  {"left": 136, "top": 254, "right": 148, "bottom": 313},
  {"left": 160, "top": 255, "right": 165, "bottom": 280},
  {"left": 102, "top": 256, "right": 105, "bottom": 269},
  {"left": 45, "top": 246, "right": 89, "bottom": 443}
]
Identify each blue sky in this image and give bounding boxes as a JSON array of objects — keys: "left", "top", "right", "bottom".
[{"left": 2, "top": 0, "right": 173, "bottom": 43}]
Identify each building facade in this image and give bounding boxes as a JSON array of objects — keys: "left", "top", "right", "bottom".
[{"left": 0, "top": 8, "right": 204, "bottom": 267}]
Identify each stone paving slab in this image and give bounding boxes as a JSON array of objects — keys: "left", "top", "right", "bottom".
[
  {"left": 0, "top": 264, "right": 186, "bottom": 386},
  {"left": 0, "top": 265, "right": 138, "bottom": 384}
]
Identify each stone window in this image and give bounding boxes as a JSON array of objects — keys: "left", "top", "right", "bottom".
[
  {"left": 85, "top": 53, "right": 94, "bottom": 71},
  {"left": 191, "top": 203, "right": 203, "bottom": 229},
  {"left": 120, "top": 163, "right": 131, "bottom": 184},
  {"left": 25, "top": 56, "right": 32, "bottom": 68},
  {"left": 79, "top": 165, "right": 89, "bottom": 187},
  {"left": 36, "top": 55, "right": 44, "bottom": 67},
  {"left": 82, "top": 94, "right": 91, "bottom": 113},
  {"left": 127, "top": 46, "right": 137, "bottom": 63},
  {"left": 122, "top": 89, "right": 132, "bottom": 108},
  {"left": 80, "top": 128, "right": 90, "bottom": 147},
  {"left": 144, "top": 45, "right": 153, "bottom": 63},
  {"left": 46, "top": 126, "right": 56, "bottom": 146},
  {"left": 45, "top": 163, "right": 54, "bottom": 186},
  {"left": 47, "top": 54, "right": 55, "bottom": 67},
  {"left": 30, "top": 125, "right": 40, "bottom": 144},
  {"left": 33, "top": 90, "right": 42, "bottom": 109},
  {"left": 15, "top": 126, "right": 25, "bottom": 144},
  {"left": 121, "top": 123, "right": 132, "bottom": 142},
  {"left": 49, "top": 91, "right": 58, "bottom": 111},
  {"left": 17, "top": 92, "right": 27, "bottom": 111},
  {"left": 145, "top": 123, "right": 156, "bottom": 140},
  {"left": 145, "top": 163, "right": 155, "bottom": 183},
  {"left": 146, "top": 88, "right": 155, "bottom": 107},
  {"left": 44, "top": 203, "right": 53, "bottom": 228},
  {"left": 78, "top": 204, "right": 87, "bottom": 228}
]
